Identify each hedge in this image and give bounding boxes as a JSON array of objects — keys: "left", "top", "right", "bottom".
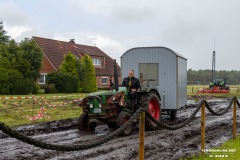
[
  {"left": 46, "top": 72, "right": 78, "bottom": 93},
  {"left": 0, "top": 68, "right": 33, "bottom": 94}
]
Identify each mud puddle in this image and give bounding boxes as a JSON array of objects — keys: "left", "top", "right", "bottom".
[{"left": 0, "top": 98, "right": 239, "bottom": 160}]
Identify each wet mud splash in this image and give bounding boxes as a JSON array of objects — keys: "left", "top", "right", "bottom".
[{"left": 0, "top": 98, "right": 239, "bottom": 160}]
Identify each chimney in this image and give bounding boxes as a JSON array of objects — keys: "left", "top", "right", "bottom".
[{"left": 69, "top": 39, "right": 75, "bottom": 44}]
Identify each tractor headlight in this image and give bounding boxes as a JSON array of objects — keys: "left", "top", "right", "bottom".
[{"left": 89, "top": 104, "right": 93, "bottom": 108}]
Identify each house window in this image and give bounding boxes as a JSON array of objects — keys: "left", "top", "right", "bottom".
[
  {"left": 92, "top": 58, "right": 101, "bottom": 66},
  {"left": 102, "top": 77, "right": 108, "bottom": 85},
  {"left": 38, "top": 74, "right": 47, "bottom": 84}
]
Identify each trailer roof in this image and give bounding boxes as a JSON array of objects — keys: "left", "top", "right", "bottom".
[{"left": 121, "top": 47, "right": 187, "bottom": 60}]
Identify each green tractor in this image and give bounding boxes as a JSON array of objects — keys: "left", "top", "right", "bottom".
[
  {"left": 209, "top": 77, "right": 230, "bottom": 90},
  {"left": 78, "top": 60, "right": 161, "bottom": 135}
]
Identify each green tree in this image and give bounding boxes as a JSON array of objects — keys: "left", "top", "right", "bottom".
[
  {"left": 0, "top": 21, "right": 10, "bottom": 44},
  {"left": 0, "top": 38, "right": 42, "bottom": 81},
  {"left": 76, "top": 58, "right": 83, "bottom": 81},
  {"left": 59, "top": 52, "right": 78, "bottom": 78},
  {"left": 0, "top": 22, "right": 43, "bottom": 94},
  {"left": 19, "top": 38, "right": 43, "bottom": 81},
  {"left": 80, "top": 55, "right": 97, "bottom": 92},
  {"left": 0, "top": 39, "right": 19, "bottom": 68}
]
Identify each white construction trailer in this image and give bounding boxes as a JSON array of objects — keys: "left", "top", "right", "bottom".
[{"left": 121, "top": 47, "right": 187, "bottom": 118}]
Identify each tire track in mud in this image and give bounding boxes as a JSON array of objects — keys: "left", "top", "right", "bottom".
[{"left": 0, "top": 99, "right": 239, "bottom": 160}]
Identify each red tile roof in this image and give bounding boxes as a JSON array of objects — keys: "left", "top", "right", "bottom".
[{"left": 33, "top": 36, "right": 121, "bottom": 76}]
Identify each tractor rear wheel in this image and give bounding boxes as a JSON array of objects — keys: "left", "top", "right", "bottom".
[
  {"left": 116, "top": 111, "right": 133, "bottom": 136},
  {"left": 107, "top": 122, "right": 117, "bottom": 129},
  {"left": 140, "top": 94, "right": 161, "bottom": 130},
  {"left": 78, "top": 112, "right": 96, "bottom": 132}
]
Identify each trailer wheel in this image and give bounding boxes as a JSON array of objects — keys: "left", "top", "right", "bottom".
[
  {"left": 78, "top": 112, "right": 95, "bottom": 132},
  {"left": 170, "top": 110, "right": 177, "bottom": 120},
  {"left": 116, "top": 111, "right": 133, "bottom": 136},
  {"left": 140, "top": 94, "right": 161, "bottom": 130}
]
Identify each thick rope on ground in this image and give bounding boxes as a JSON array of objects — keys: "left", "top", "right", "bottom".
[
  {"left": 205, "top": 97, "right": 234, "bottom": 116},
  {"left": 0, "top": 108, "right": 143, "bottom": 151},
  {"left": 0, "top": 97, "right": 239, "bottom": 151},
  {"left": 145, "top": 97, "right": 240, "bottom": 130},
  {"left": 145, "top": 100, "right": 203, "bottom": 130}
]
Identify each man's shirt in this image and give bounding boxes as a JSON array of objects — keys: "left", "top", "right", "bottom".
[{"left": 122, "top": 76, "right": 140, "bottom": 91}]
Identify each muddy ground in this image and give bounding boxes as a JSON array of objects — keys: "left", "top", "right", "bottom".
[{"left": 0, "top": 98, "right": 239, "bottom": 160}]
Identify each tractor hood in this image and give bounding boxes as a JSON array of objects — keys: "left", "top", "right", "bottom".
[{"left": 88, "top": 87, "right": 128, "bottom": 96}]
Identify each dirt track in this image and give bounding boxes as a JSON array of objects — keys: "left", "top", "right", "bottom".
[{"left": 0, "top": 98, "right": 239, "bottom": 160}]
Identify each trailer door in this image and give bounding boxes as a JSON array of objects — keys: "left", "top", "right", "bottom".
[{"left": 139, "top": 63, "right": 159, "bottom": 86}]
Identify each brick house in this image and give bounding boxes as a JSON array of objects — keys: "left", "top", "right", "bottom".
[{"left": 32, "top": 36, "right": 121, "bottom": 88}]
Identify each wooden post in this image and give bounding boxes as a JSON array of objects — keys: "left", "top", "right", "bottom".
[
  {"left": 233, "top": 98, "right": 237, "bottom": 140},
  {"left": 201, "top": 102, "right": 205, "bottom": 159},
  {"left": 139, "top": 112, "right": 145, "bottom": 160}
]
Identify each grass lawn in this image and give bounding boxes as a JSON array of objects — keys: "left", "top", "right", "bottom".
[
  {"left": 181, "top": 135, "right": 240, "bottom": 160},
  {"left": 0, "top": 93, "right": 87, "bottom": 127}
]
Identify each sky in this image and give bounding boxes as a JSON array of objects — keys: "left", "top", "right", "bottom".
[{"left": 0, "top": 0, "right": 240, "bottom": 71}]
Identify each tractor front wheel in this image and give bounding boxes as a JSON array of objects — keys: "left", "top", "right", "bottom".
[
  {"left": 116, "top": 111, "right": 133, "bottom": 136},
  {"left": 78, "top": 112, "right": 96, "bottom": 132}
]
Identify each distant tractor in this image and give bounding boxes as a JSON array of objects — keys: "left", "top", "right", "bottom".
[
  {"left": 198, "top": 77, "right": 230, "bottom": 94},
  {"left": 210, "top": 77, "right": 230, "bottom": 90},
  {"left": 78, "top": 60, "right": 161, "bottom": 135}
]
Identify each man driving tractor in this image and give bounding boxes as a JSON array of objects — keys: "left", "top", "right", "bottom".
[{"left": 121, "top": 69, "right": 140, "bottom": 104}]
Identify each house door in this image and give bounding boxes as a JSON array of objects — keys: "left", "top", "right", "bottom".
[{"left": 139, "top": 63, "right": 159, "bottom": 86}]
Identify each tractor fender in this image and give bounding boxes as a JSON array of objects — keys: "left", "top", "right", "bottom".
[
  {"left": 140, "top": 87, "right": 161, "bottom": 101},
  {"left": 148, "top": 89, "right": 161, "bottom": 101},
  {"left": 121, "top": 108, "right": 132, "bottom": 115}
]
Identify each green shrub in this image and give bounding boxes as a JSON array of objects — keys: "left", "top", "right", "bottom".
[
  {"left": 46, "top": 72, "right": 78, "bottom": 93},
  {"left": 10, "top": 77, "right": 33, "bottom": 95},
  {"left": 42, "top": 83, "right": 57, "bottom": 93},
  {"left": 32, "top": 83, "right": 41, "bottom": 94},
  {"left": 77, "top": 87, "right": 83, "bottom": 93},
  {"left": 0, "top": 70, "right": 9, "bottom": 94},
  {"left": 0, "top": 67, "right": 33, "bottom": 95}
]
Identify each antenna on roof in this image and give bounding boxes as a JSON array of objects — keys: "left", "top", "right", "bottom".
[{"left": 69, "top": 39, "right": 75, "bottom": 44}]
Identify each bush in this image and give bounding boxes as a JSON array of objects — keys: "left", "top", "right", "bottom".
[
  {"left": 0, "top": 68, "right": 33, "bottom": 95},
  {"left": 42, "top": 84, "right": 57, "bottom": 93},
  {"left": 77, "top": 87, "right": 83, "bottom": 93},
  {"left": 46, "top": 72, "right": 78, "bottom": 93},
  {"left": 32, "top": 83, "right": 41, "bottom": 94}
]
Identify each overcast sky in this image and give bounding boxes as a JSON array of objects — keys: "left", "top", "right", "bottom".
[{"left": 0, "top": 0, "right": 239, "bottom": 70}]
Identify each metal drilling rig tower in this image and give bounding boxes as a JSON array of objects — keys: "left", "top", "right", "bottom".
[
  {"left": 212, "top": 36, "right": 216, "bottom": 79},
  {"left": 212, "top": 50, "right": 216, "bottom": 79}
]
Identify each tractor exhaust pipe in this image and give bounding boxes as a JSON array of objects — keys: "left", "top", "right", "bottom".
[{"left": 114, "top": 59, "right": 119, "bottom": 91}]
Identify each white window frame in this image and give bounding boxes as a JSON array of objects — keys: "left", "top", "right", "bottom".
[
  {"left": 38, "top": 74, "right": 47, "bottom": 84},
  {"left": 102, "top": 77, "right": 108, "bottom": 85},
  {"left": 92, "top": 58, "right": 102, "bottom": 66}
]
